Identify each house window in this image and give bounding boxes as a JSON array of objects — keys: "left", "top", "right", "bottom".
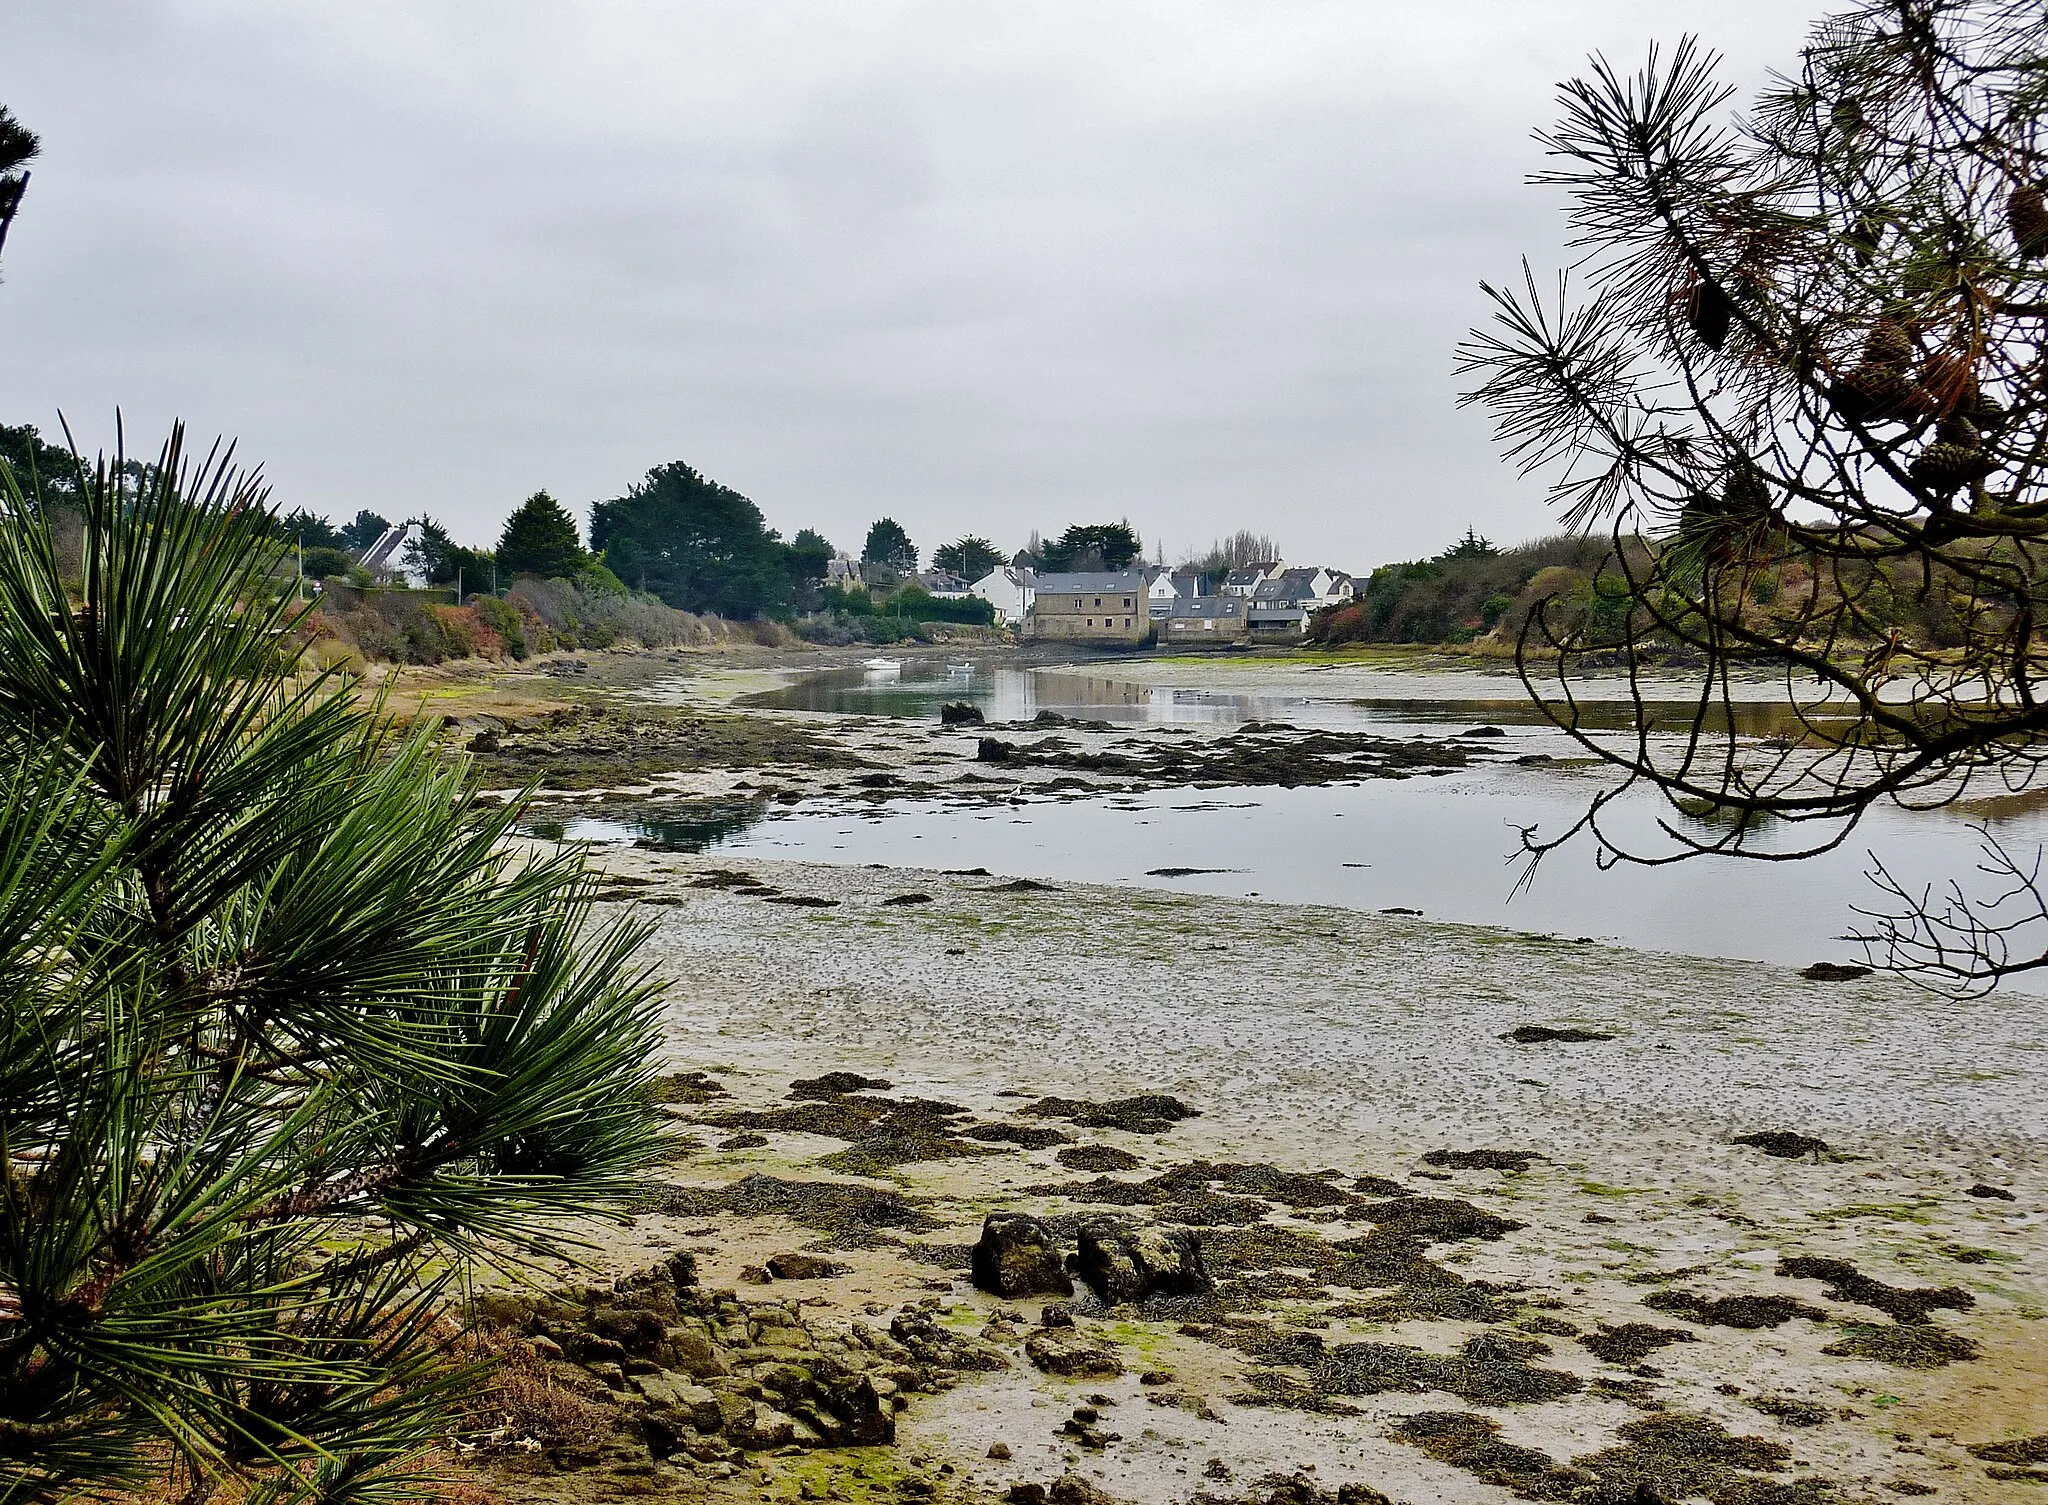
[
  {"left": 1123, "top": 599, "right": 1132, "bottom": 608},
  {"left": 1085, "top": 618, "right": 1093, "bottom": 627},
  {"left": 1093, "top": 598, "right": 1102, "bottom": 607}
]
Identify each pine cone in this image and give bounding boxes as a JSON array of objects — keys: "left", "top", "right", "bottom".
[
  {"left": 2008, "top": 184, "right": 2048, "bottom": 260},
  {"left": 1829, "top": 364, "right": 1932, "bottom": 426},
  {"left": 1686, "top": 279, "right": 1732, "bottom": 351},
  {"left": 1910, "top": 441, "right": 1994, "bottom": 496}
]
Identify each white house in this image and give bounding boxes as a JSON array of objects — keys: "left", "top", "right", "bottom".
[
  {"left": 1220, "top": 561, "right": 1281, "bottom": 596},
  {"left": 1247, "top": 567, "right": 1354, "bottom": 639},
  {"left": 971, "top": 566, "right": 1035, "bottom": 625},
  {"left": 1143, "top": 566, "right": 1190, "bottom": 619}
]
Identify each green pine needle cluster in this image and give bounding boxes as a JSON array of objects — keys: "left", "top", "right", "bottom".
[{"left": 0, "top": 427, "right": 666, "bottom": 1505}]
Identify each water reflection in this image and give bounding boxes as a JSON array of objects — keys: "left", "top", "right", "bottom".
[
  {"left": 745, "top": 660, "right": 1837, "bottom": 739},
  {"left": 521, "top": 799, "right": 768, "bottom": 853}
]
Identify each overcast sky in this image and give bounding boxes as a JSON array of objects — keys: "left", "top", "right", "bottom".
[{"left": 3, "top": 1, "right": 1818, "bottom": 570}]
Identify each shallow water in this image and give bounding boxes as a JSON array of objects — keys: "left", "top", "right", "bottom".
[
  {"left": 742, "top": 657, "right": 1826, "bottom": 738},
  {"left": 545, "top": 658, "right": 2048, "bottom": 983},
  {"left": 548, "top": 775, "right": 2048, "bottom": 983}
]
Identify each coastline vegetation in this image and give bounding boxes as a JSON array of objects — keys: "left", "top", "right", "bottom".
[{"left": 0, "top": 429, "right": 664, "bottom": 1504}]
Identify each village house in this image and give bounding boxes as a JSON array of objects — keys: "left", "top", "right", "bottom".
[
  {"left": 1022, "top": 570, "right": 1151, "bottom": 643},
  {"left": 1143, "top": 566, "right": 1191, "bottom": 619},
  {"left": 1220, "top": 561, "right": 1280, "bottom": 597},
  {"left": 970, "top": 565, "right": 1034, "bottom": 625},
  {"left": 916, "top": 569, "right": 974, "bottom": 599},
  {"left": 1161, "top": 594, "right": 1247, "bottom": 644},
  {"left": 1244, "top": 566, "right": 1356, "bottom": 640}
]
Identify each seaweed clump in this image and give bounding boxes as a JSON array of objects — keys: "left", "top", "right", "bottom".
[
  {"left": 1580, "top": 1323, "right": 1697, "bottom": 1365},
  {"left": 1388, "top": 1411, "right": 1583, "bottom": 1498},
  {"left": 1421, "top": 1149, "right": 1544, "bottom": 1172},
  {"left": 652, "top": 1173, "right": 939, "bottom": 1246},
  {"left": 1822, "top": 1323, "right": 1980, "bottom": 1368},
  {"left": 788, "top": 1072, "right": 892, "bottom": 1098},
  {"left": 1023, "top": 1094, "right": 1199, "bottom": 1133},
  {"left": 648, "top": 1070, "right": 729, "bottom": 1104},
  {"left": 1058, "top": 1145, "right": 1141, "bottom": 1173},
  {"left": 698, "top": 1092, "right": 1010, "bottom": 1174},
  {"left": 1315, "top": 1333, "right": 1581, "bottom": 1406},
  {"left": 1734, "top": 1132, "right": 1832, "bottom": 1160},
  {"left": 1501, "top": 1024, "right": 1614, "bottom": 1044},
  {"left": 1392, "top": 1408, "right": 1834, "bottom": 1503},
  {"left": 1775, "top": 1256, "right": 1973, "bottom": 1324},
  {"left": 1748, "top": 1395, "right": 1831, "bottom": 1428},
  {"left": 1645, "top": 1291, "right": 1829, "bottom": 1330}
]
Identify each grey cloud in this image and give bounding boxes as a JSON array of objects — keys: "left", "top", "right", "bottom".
[{"left": 2, "top": 0, "right": 1816, "bottom": 566}]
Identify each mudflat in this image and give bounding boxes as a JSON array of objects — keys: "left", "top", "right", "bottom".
[{"left": 391, "top": 647, "right": 2047, "bottom": 1505}]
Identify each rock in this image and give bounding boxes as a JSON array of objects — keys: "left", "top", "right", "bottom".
[
  {"left": 1076, "top": 1223, "right": 1212, "bottom": 1305},
  {"left": 1025, "top": 1327, "right": 1123, "bottom": 1378},
  {"left": 1967, "top": 1183, "right": 2016, "bottom": 1200},
  {"left": 1734, "top": 1130, "right": 1831, "bottom": 1160},
  {"left": 725, "top": 1401, "right": 798, "bottom": 1450},
  {"left": 664, "top": 1327, "right": 727, "bottom": 1378},
  {"left": 1049, "top": 1476, "right": 1135, "bottom": 1505},
  {"left": 1800, "top": 960, "right": 1873, "bottom": 980},
  {"left": 766, "top": 1253, "right": 840, "bottom": 1281},
  {"left": 637, "top": 1372, "right": 726, "bottom": 1434},
  {"left": 738, "top": 1264, "right": 772, "bottom": 1285},
  {"left": 977, "top": 738, "right": 1014, "bottom": 762},
  {"left": 972, "top": 1214, "right": 1075, "bottom": 1299},
  {"left": 1501, "top": 1023, "right": 1614, "bottom": 1044},
  {"left": 1040, "top": 1303, "right": 1074, "bottom": 1328},
  {"left": 941, "top": 701, "right": 986, "bottom": 726},
  {"left": 988, "top": 1442, "right": 1013, "bottom": 1460}
]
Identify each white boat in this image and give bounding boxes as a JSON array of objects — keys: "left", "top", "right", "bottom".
[{"left": 862, "top": 657, "right": 903, "bottom": 672}]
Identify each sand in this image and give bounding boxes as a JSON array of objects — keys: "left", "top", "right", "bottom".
[{"left": 553, "top": 847, "right": 2048, "bottom": 1504}]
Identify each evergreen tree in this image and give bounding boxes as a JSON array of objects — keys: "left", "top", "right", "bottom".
[
  {"left": 1040, "top": 522, "right": 1141, "bottom": 572},
  {"left": 0, "top": 426, "right": 663, "bottom": 1504},
  {"left": 494, "top": 491, "right": 587, "bottom": 580},
  {"left": 861, "top": 518, "right": 917, "bottom": 578},
  {"left": 404, "top": 514, "right": 495, "bottom": 590},
  {"left": 932, "top": 536, "right": 1002, "bottom": 581},
  {"left": 590, "top": 462, "right": 791, "bottom": 618},
  {"left": 0, "top": 104, "right": 38, "bottom": 263},
  {"left": 338, "top": 510, "right": 392, "bottom": 555},
  {"left": 276, "top": 506, "right": 345, "bottom": 551},
  {"left": 1460, "top": 0, "right": 2048, "bottom": 985}
]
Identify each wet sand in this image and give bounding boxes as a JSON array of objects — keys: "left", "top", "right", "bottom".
[{"left": 545, "top": 848, "right": 2048, "bottom": 1504}]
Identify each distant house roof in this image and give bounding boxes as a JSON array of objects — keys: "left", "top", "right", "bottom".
[
  {"left": 1253, "top": 567, "right": 1340, "bottom": 604},
  {"left": 1031, "top": 571, "right": 1150, "bottom": 594},
  {"left": 1168, "top": 595, "right": 1244, "bottom": 619}
]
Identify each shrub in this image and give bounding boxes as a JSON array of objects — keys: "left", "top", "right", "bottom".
[{"left": 0, "top": 428, "right": 663, "bottom": 1505}]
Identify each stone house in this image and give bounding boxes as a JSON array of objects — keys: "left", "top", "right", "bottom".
[
  {"left": 1161, "top": 595, "right": 1248, "bottom": 644},
  {"left": 1023, "top": 571, "right": 1152, "bottom": 642}
]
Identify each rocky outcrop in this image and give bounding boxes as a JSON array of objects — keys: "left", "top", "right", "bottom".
[
  {"left": 1077, "top": 1222, "right": 1212, "bottom": 1305},
  {"left": 941, "top": 701, "right": 986, "bottom": 726},
  {"left": 469, "top": 1257, "right": 1005, "bottom": 1466},
  {"left": 1024, "top": 1326, "right": 1124, "bottom": 1378},
  {"left": 972, "top": 1213, "right": 1074, "bottom": 1298}
]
